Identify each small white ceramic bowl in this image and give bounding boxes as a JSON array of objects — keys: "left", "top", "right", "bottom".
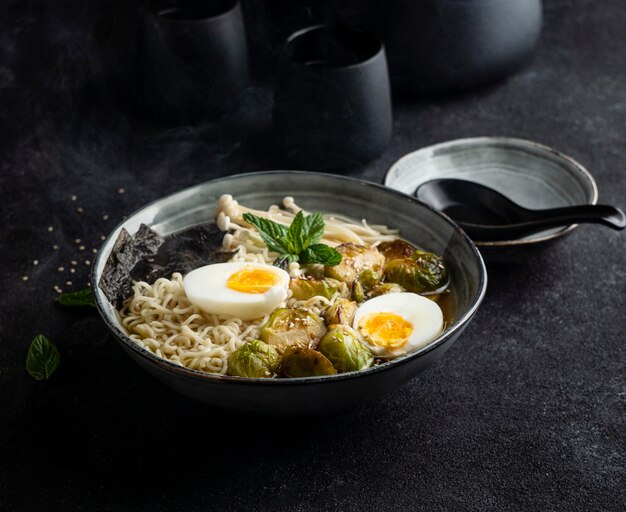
[{"left": 384, "top": 137, "right": 598, "bottom": 256}]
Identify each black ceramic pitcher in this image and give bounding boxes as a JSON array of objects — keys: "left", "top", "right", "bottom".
[{"left": 334, "top": 0, "right": 542, "bottom": 95}]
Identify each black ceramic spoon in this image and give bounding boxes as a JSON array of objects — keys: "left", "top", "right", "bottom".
[{"left": 415, "top": 179, "right": 626, "bottom": 242}]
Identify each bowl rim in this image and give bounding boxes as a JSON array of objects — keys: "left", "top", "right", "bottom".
[
  {"left": 92, "top": 170, "right": 487, "bottom": 386},
  {"left": 383, "top": 136, "right": 599, "bottom": 247}
]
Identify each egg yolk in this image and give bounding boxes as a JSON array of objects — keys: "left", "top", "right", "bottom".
[
  {"left": 226, "top": 267, "right": 279, "bottom": 294},
  {"left": 357, "top": 312, "right": 413, "bottom": 349}
]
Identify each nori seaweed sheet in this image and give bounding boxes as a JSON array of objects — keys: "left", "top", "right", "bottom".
[{"left": 99, "top": 223, "right": 231, "bottom": 308}]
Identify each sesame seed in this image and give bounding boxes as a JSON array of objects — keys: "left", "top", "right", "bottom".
[
  {"left": 54, "top": 285, "right": 62, "bottom": 293},
  {"left": 71, "top": 260, "right": 78, "bottom": 265},
  {"left": 85, "top": 260, "right": 91, "bottom": 266},
  {"left": 92, "top": 248, "right": 98, "bottom": 254},
  {"left": 102, "top": 214, "right": 109, "bottom": 221},
  {"left": 66, "top": 280, "right": 72, "bottom": 286},
  {"left": 100, "top": 235, "right": 106, "bottom": 241},
  {"left": 79, "top": 245, "right": 85, "bottom": 251},
  {"left": 32, "top": 260, "right": 39, "bottom": 266},
  {"left": 71, "top": 195, "right": 77, "bottom": 201},
  {"left": 75, "top": 238, "right": 81, "bottom": 244},
  {"left": 58, "top": 266, "right": 64, "bottom": 272},
  {"left": 77, "top": 207, "right": 84, "bottom": 213},
  {"left": 86, "top": 282, "right": 91, "bottom": 287},
  {"left": 22, "top": 275, "right": 29, "bottom": 281},
  {"left": 117, "top": 188, "right": 125, "bottom": 194},
  {"left": 52, "top": 244, "right": 59, "bottom": 250},
  {"left": 47, "top": 226, "right": 53, "bottom": 232},
  {"left": 70, "top": 268, "right": 76, "bottom": 274}
]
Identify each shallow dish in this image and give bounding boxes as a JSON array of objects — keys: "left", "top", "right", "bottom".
[
  {"left": 92, "top": 171, "right": 486, "bottom": 415},
  {"left": 384, "top": 137, "right": 598, "bottom": 259}
]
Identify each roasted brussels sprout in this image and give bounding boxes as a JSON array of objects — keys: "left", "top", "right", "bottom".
[
  {"left": 260, "top": 308, "right": 326, "bottom": 353},
  {"left": 226, "top": 340, "right": 282, "bottom": 378},
  {"left": 324, "top": 243, "right": 385, "bottom": 284},
  {"left": 323, "top": 298, "right": 358, "bottom": 326},
  {"left": 357, "top": 268, "right": 381, "bottom": 289},
  {"left": 384, "top": 250, "right": 448, "bottom": 293},
  {"left": 352, "top": 279, "right": 365, "bottom": 303},
  {"left": 289, "top": 277, "right": 350, "bottom": 301},
  {"left": 352, "top": 268, "right": 383, "bottom": 302},
  {"left": 377, "top": 240, "right": 417, "bottom": 260},
  {"left": 280, "top": 347, "right": 337, "bottom": 377},
  {"left": 369, "top": 282, "right": 406, "bottom": 298},
  {"left": 301, "top": 265, "right": 325, "bottom": 280},
  {"left": 318, "top": 324, "right": 373, "bottom": 373}
]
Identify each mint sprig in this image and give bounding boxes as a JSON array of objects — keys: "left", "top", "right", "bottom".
[{"left": 243, "top": 211, "right": 342, "bottom": 267}]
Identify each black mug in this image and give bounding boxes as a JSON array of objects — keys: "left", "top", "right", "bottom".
[
  {"left": 139, "top": 0, "right": 249, "bottom": 123},
  {"left": 273, "top": 24, "right": 392, "bottom": 170}
]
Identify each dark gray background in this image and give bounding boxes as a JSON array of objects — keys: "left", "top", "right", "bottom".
[{"left": 1, "top": 1, "right": 625, "bottom": 510}]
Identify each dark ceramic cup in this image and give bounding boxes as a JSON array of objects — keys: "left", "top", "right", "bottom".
[
  {"left": 273, "top": 25, "right": 392, "bottom": 170},
  {"left": 139, "top": 0, "right": 249, "bottom": 123},
  {"left": 335, "top": 0, "right": 542, "bottom": 95}
]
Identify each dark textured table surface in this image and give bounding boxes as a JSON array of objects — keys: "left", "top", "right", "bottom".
[{"left": 2, "top": 1, "right": 625, "bottom": 511}]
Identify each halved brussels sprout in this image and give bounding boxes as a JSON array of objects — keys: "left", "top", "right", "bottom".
[
  {"left": 226, "top": 340, "right": 281, "bottom": 378},
  {"left": 289, "top": 277, "right": 350, "bottom": 301},
  {"left": 352, "top": 279, "right": 365, "bottom": 303},
  {"left": 280, "top": 347, "right": 337, "bottom": 377},
  {"left": 369, "top": 282, "right": 406, "bottom": 298},
  {"left": 377, "top": 240, "right": 416, "bottom": 261},
  {"left": 324, "top": 243, "right": 385, "bottom": 284},
  {"left": 324, "top": 298, "right": 358, "bottom": 326},
  {"left": 318, "top": 324, "right": 373, "bottom": 373},
  {"left": 301, "top": 265, "right": 325, "bottom": 280},
  {"left": 260, "top": 308, "right": 326, "bottom": 353},
  {"left": 352, "top": 268, "right": 383, "bottom": 302},
  {"left": 384, "top": 250, "right": 448, "bottom": 293}
]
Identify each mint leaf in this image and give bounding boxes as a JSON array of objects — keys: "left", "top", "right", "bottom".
[
  {"left": 299, "top": 244, "right": 342, "bottom": 266},
  {"left": 286, "top": 211, "right": 325, "bottom": 254},
  {"left": 26, "top": 335, "right": 60, "bottom": 381},
  {"left": 285, "top": 211, "right": 306, "bottom": 254},
  {"left": 302, "top": 212, "right": 324, "bottom": 248},
  {"left": 56, "top": 287, "right": 96, "bottom": 308},
  {"left": 243, "top": 213, "right": 289, "bottom": 254}
]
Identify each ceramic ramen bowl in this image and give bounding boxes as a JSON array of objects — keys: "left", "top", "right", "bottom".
[{"left": 92, "top": 171, "right": 487, "bottom": 416}]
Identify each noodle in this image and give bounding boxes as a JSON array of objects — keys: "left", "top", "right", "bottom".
[
  {"left": 118, "top": 196, "right": 397, "bottom": 374},
  {"left": 120, "top": 273, "right": 270, "bottom": 374}
]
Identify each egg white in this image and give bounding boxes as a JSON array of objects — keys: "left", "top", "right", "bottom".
[
  {"left": 183, "top": 262, "right": 290, "bottom": 321},
  {"left": 353, "top": 292, "right": 444, "bottom": 358}
]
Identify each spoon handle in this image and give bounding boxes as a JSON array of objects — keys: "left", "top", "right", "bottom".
[
  {"left": 524, "top": 204, "right": 626, "bottom": 230},
  {"left": 460, "top": 204, "right": 626, "bottom": 242}
]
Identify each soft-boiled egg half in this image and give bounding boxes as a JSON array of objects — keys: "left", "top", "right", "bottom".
[
  {"left": 183, "top": 262, "right": 290, "bottom": 321},
  {"left": 352, "top": 292, "right": 444, "bottom": 358}
]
